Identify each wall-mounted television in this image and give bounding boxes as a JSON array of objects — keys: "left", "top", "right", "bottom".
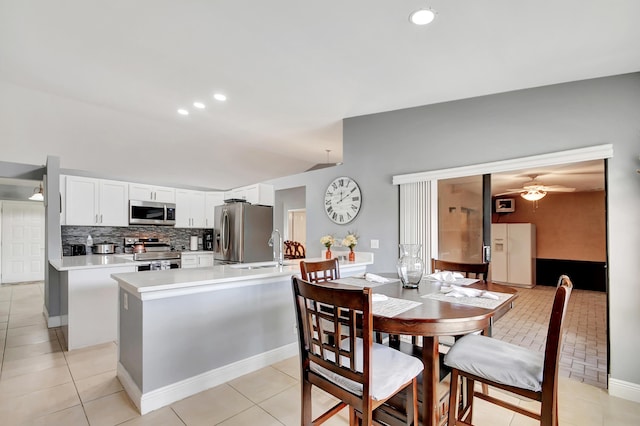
[{"left": 495, "top": 198, "right": 515, "bottom": 213}]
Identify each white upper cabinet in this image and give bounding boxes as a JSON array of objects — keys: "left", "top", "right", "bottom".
[
  {"left": 175, "top": 189, "right": 206, "bottom": 228},
  {"left": 129, "top": 183, "right": 175, "bottom": 203},
  {"left": 60, "top": 175, "right": 66, "bottom": 225},
  {"left": 65, "top": 176, "right": 129, "bottom": 226},
  {"left": 205, "top": 192, "right": 224, "bottom": 228},
  {"left": 223, "top": 183, "right": 274, "bottom": 206}
]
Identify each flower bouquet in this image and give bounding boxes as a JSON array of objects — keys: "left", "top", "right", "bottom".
[
  {"left": 342, "top": 233, "right": 358, "bottom": 261},
  {"left": 320, "top": 235, "right": 335, "bottom": 259}
]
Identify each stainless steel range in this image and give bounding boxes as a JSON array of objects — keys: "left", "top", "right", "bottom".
[{"left": 124, "top": 237, "right": 181, "bottom": 271}]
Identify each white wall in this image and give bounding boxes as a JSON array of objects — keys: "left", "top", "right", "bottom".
[{"left": 268, "top": 73, "right": 640, "bottom": 395}]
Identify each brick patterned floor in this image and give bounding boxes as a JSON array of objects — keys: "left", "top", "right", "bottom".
[{"left": 492, "top": 285, "right": 608, "bottom": 389}]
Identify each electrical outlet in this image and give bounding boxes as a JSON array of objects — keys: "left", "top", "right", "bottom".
[
  {"left": 371, "top": 239, "right": 379, "bottom": 249},
  {"left": 124, "top": 293, "right": 128, "bottom": 310}
]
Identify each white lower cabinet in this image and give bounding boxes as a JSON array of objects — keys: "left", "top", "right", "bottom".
[
  {"left": 63, "top": 265, "right": 135, "bottom": 350},
  {"left": 181, "top": 252, "right": 214, "bottom": 269}
]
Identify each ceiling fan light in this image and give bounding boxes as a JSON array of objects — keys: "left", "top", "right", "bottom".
[{"left": 521, "top": 190, "right": 546, "bottom": 201}]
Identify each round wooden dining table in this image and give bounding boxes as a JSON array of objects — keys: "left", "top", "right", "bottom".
[{"left": 368, "top": 279, "right": 518, "bottom": 426}]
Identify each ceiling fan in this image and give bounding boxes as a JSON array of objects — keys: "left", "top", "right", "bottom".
[{"left": 496, "top": 175, "right": 575, "bottom": 201}]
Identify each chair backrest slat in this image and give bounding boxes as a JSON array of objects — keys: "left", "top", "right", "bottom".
[
  {"left": 300, "top": 258, "right": 340, "bottom": 283},
  {"left": 292, "top": 276, "right": 372, "bottom": 390},
  {"left": 431, "top": 258, "right": 489, "bottom": 282}
]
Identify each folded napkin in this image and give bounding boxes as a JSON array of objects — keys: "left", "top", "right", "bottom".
[
  {"left": 426, "top": 271, "right": 464, "bottom": 283},
  {"left": 372, "top": 293, "right": 388, "bottom": 302},
  {"left": 365, "top": 273, "right": 392, "bottom": 283},
  {"left": 354, "top": 273, "right": 392, "bottom": 283},
  {"left": 442, "top": 285, "right": 499, "bottom": 300}
]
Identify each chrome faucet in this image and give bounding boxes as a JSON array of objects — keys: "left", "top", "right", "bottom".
[{"left": 268, "top": 229, "right": 284, "bottom": 266}]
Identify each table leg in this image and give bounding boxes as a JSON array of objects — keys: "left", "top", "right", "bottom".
[{"left": 422, "top": 336, "right": 439, "bottom": 426}]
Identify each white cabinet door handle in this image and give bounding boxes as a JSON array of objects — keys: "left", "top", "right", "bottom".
[{"left": 100, "top": 214, "right": 103, "bottom": 224}]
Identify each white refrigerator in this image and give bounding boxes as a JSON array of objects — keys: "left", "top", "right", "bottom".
[{"left": 491, "top": 223, "right": 536, "bottom": 287}]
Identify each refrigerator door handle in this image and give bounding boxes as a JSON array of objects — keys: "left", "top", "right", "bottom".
[{"left": 221, "top": 209, "right": 230, "bottom": 257}]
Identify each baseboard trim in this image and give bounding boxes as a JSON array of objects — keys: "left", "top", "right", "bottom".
[
  {"left": 609, "top": 377, "right": 640, "bottom": 403},
  {"left": 491, "top": 281, "right": 534, "bottom": 289},
  {"left": 43, "top": 305, "right": 61, "bottom": 327},
  {"left": 119, "top": 343, "right": 298, "bottom": 415}
]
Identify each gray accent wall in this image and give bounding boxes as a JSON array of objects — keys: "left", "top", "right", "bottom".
[{"left": 266, "top": 73, "right": 640, "bottom": 388}]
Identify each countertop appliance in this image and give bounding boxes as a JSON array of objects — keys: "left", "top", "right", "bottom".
[
  {"left": 92, "top": 242, "right": 117, "bottom": 254},
  {"left": 123, "top": 237, "right": 181, "bottom": 271},
  {"left": 129, "top": 200, "right": 176, "bottom": 226},
  {"left": 63, "top": 244, "right": 86, "bottom": 256},
  {"left": 203, "top": 229, "right": 214, "bottom": 251},
  {"left": 214, "top": 202, "right": 273, "bottom": 263}
]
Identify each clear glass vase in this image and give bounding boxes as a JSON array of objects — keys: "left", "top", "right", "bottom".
[{"left": 396, "top": 243, "right": 424, "bottom": 288}]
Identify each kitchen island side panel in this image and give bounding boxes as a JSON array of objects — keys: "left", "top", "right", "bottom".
[
  {"left": 141, "top": 277, "right": 295, "bottom": 393},
  {"left": 119, "top": 287, "right": 144, "bottom": 390}
]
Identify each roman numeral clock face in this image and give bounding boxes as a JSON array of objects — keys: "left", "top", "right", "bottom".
[{"left": 324, "top": 177, "right": 362, "bottom": 224}]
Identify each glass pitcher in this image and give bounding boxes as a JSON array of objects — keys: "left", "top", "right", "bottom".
[{"left": 396, "top": 243, "right": 425, "bottom": 288}]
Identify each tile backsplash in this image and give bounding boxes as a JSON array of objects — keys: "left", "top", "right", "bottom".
[{"left": 61, "top": 226, "right": 211, "bottom": 252}]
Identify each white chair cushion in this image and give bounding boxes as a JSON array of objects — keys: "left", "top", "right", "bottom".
[
  {"left": 310, "top": 338, "right": 424, "bottom": 401},
  {"left": 444, "top": 334, "right": 544, "bottom": 392}
]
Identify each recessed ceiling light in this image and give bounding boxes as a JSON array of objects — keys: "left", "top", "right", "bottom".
[
  {"left": 409, "top": 9, "right": 436, "bottom": 26},
  {"left": 213, "top": 93, "right": 227, "bottom": 102},
  {"left": 193, "top": 102, "right": 206, "bottom": 109},
  {"left": 177, "top": 109, "right": 189, "bottom": 116}
]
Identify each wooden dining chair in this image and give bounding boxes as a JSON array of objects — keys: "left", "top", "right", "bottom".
[
  {"left": 292, "top": 276, "right": 423, "bottom": 425},
  {"left": 430, "top": 258, "right": 491, "bottom": 347},
  {"left": 444, "top": 275, "right": 573, "bottom": 426},
  {"left": 292, "top": 241, "right": 306, "bottom": 259},
  {"left": 300, "top": 258, "right": 340, "bottom": 283},
  {"left": 431, "top": 259, "right": 489, "bottom": 282}
]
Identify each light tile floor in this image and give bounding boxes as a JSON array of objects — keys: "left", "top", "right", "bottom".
[{"left": 1, "top": 281, "right": 637, "bottom": 425}]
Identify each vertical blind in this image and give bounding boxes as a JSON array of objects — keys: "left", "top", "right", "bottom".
[{"left": 399, "top": 181, "right": 434, "bottom": 270}]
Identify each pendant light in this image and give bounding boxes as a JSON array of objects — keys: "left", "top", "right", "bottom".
[{"left": 29, "top": 183, "right": 44, "bottom": 201}]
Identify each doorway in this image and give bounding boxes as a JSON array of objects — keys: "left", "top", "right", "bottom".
[
  {"left": 287, "top": 209, "right": 306, "bottom": 249},
  {"left": 273, "top": 186, "right": 306, "bottom": 254},
  {"left": 396, "top": 144, "right": 612, "bottom": 389}
]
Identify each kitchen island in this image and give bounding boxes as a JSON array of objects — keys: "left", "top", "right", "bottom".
[
  {"left": 50, "top": 254, "right": 140, "bottom": 350},
  {"left": 111, "top": 253, "right": 373, "bottom": 414}
]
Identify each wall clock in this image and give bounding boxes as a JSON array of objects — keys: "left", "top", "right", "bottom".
[{"left": 324, "top": 176, "right": 362, "bottom": 224}]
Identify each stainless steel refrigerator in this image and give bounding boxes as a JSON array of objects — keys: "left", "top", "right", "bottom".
[{"left": 214, "top": 202, "right": 273, "bottom": 263}]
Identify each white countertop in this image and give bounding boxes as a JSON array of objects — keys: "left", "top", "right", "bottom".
[
  {"left": 111, "top": 253, "right": 374, "bottom": 299},
  {"left": 180, "top": 250, "right": 214, "bottom": 255},
  {"left": 50, "top": 254, "right": 140, "bottom": 271},
  {"left": 50, "top": 251, "right": 216, "bottom": 271}
]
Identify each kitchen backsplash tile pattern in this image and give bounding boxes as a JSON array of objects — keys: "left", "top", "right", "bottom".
[{"left": 61, "top": 226, "right": 210, "bottom": 252}]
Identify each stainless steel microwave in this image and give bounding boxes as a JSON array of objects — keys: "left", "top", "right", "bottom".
[{"left": 129, "top": 200, "right": 176, "bottom": 226}]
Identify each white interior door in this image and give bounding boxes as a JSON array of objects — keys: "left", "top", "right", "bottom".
[
  {"left": 287, "top": 209, "right": 306, "bottom": 246},
  {"left": 1, "top": 201, "right": 45, "bottom": 283}
]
